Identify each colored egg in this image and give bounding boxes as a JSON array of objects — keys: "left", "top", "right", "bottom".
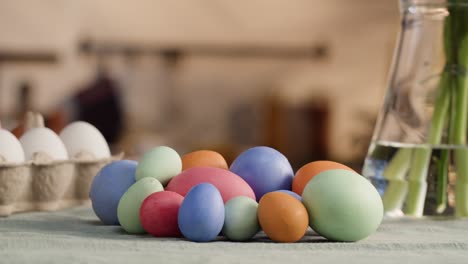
[
  {"left": 230, "top": 146, "right": 293, "bottom": 201},
  {"left": 258, "top": 192, "right": 308, "bottom": 243},
  {"left": 223, "top": 196, "right": 260, "bottom": 241},
  {"left": 140, "top": 191, "right": 184, "bottom": 237},
  {"left": 89, "top": 160, "right": 137, "bottom": 225},
  {"left": 275, "top": 190, "right": 301, "bottom": 201},
  {"left": 135, "top": 146, "right": 182, "bottom": 185},
  {"left": 178, "top": 183, "right": 225, "bottom": 242},
  {"left": 293, "top": 160, "right": 353, "bottom": 196},
  {"left": 166, "top": 167, "right": 255, "bottom": 202},
  {"left": 117, "top": 177, "right": 164, "bottom": 234},
  {"left": 181, "top": 150, "right": 228, "bottom": 171},
  {"left": 302, "top": 169, "right": 383, "bottom": 242}
]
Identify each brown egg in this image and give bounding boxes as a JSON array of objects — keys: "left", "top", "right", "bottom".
[
  {"left": 181, "top": 150, "right": 228, "bottom": 171},
  {"left": 293, "top": 161, "right": 354, "bottom": 196},
  {"left": 257, "top": 192, "right": 308, "bottom": 243}
]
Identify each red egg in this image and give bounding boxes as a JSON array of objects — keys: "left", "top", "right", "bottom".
[
  {"left": 140, "top": 191, "right": 184, "bottom": 237},
  {"left": 166, "top": 167, "right": 256, "bottom": 202}
]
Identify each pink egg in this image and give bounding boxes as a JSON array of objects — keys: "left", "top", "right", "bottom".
[
  {"left": 166, "top": 167, "right": 256, "bottom": 202},
  {"left": 140, "top": 191, "right": 184, "bottom": 237}
]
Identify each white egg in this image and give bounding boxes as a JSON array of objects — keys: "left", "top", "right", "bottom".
[
  {"left": 0, "top": 129, "right": 25, "bottom": 163},
  {"left": 59, "top": 121, "right": 110, "bottom": 159},
  {"left": 20, "top": 127, "right": 68, "bottom": 161}
]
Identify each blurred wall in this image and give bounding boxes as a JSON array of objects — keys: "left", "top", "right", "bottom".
[{"left": 0, "top": 0, "right": 399, "bottom": 161}]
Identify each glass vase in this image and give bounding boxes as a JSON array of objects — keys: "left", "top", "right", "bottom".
[{"left": 362, "top": 0, "right": 468, "bottom": 217}]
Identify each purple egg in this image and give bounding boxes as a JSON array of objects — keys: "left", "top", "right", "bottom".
[
  {"left": 89, "top": 160, "right": 137, "bottom": 225},
  {"left": 230, "top": 146, "right": 293, "bottom": 201},
  {"left": 178, "top": 183, "right": 225, "bottom": 242}
]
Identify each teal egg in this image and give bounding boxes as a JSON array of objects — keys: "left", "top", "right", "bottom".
[
  {"left": 223, "top": 196, "right": 260, "bottom": 241},
  {"left": 117, "top": 177, "right": 164, "bottom": 234},
  {"left": 135, "top": 146, "right": 182, "bottom": 185},
  {"left": 302, "top": 169, "right": 383, "bottom": 242}
]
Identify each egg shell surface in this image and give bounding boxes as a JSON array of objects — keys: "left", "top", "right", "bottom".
[
  {"left": 20, "top": 127, "right": 68, "bottom": 160},
  {"left": 229, "top": 146, "right": 293, "bottom": 201},
  {"left": 166, "top": 167, "right": 255, "bottom": 202},
  {"left": 0, "top": 129, "right": 25, "bottom": 163},
  {"left": 178, "top": 183, "right": 225, "bottom": 242},
  {"left": 117, "top": 177, "right": 164, "bottom": 234},
  {"left": 302, "top": 169, "right": 383, "bottom": 242},
  {"left": 59, "top": 121, "right": 110, "bottom": 159},
  {"left": 89, "top": 160, "right": 137, "bottom": 225},
  {"left": 258, "top": 192, "right": 309, "bottom": 243},
  {"left": 182, "top": 150, "right": 228, "bottom": 171},
  {"left": 135, "top": 146, "right": 182, "bottom": 185},
  {"left": 223, "top": 196, "right": 259, "bottom": 241},
  {"left": 293, "top": 160, "right": 354, "bottom": 195},
  {"left": 140, "top": 191, "right": 184, "bottom": 237}
]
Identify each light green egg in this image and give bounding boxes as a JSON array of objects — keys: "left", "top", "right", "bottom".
[
  {"left": 135, "top": 146, "right": 182, "bottom": 185},
  {"left": 223, "top": 196, "right": 260, "bottom": 241},
  {"left": 117, "top": 177, "right": 164, "bottom": 234},
  {"left": 302, "top": 169, "right": 383, "bottom": 242}
]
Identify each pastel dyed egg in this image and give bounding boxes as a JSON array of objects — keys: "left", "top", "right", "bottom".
[
  {"left": 140, "top": 191, "right": 184, "bottom": 237},
  {"left": 275, "top": 190, "right": 301, "bottom": 201},
  {"left": 135, "top": 146, "right": 182, "bottom": 185},
  {"left": 178, "top": 183, "right": 225, "bottom": 242},
  {"left": 258, "top": 192, "right": 308, "bottom": 243},
  {"left": 302, "top": 169, "right": 383, "bottom": 242},
  {"left": 89, "top": 160, "right": 137, "bottom": 225},
  {"left": 166, "top": 167, "right": 255, "bottom": 202},
  {"left": 181, "top": 150, "right": 228, "bottom": 170},
  {"left": 117, "top": 177, "right": 164, "bottom": 234},
  {"left": 293, "top": 160, "right": 353, "bottom": 195},
  {"left": 223, "top": 196, "right": 260, "bottom": 241},
  {"left": 230, "top": 146, "right": 293, "bottom": 201}
]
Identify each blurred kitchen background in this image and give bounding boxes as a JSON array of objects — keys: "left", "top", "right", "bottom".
[{"left": 0, "top": 0, "right": 399, "bottom": 171}]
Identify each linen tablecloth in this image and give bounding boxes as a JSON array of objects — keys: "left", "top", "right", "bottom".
[{"left": 1, "top": 207, "right": 468, "bottom": 264}]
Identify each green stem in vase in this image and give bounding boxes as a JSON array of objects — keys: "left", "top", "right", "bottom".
[
  {"left": 436, "top": 11, "right": 455, "bottom": 210},
  {"left": 403, "top": 72, "right": 451, "bottom": 216},
  {"left": 454, "top": 34, "right": 468, "bottom": 216},
  {"left": 382, "top": 148, "right": 412, "bottom": 212},
  {"left": 436, "top": 149, "right": 449, "bottom": 213}
]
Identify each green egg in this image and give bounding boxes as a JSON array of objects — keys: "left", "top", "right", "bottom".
[
  {"left": 117, "top": 177, "right": 164, "bottom": 234},
  {"left": 135, "top": 146, "right": 182, "bottom": 185},
  {"left": 302, "top": 169, "right": 383, "bottom": 242},
  {"left": 223, "top": 196, "right": 260, "bottom": 241}
]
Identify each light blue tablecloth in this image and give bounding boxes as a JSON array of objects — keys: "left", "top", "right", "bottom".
[{"left": 1, "top": 207, "right": 468, "bottom": 264}]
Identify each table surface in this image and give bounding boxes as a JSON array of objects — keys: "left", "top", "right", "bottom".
[{"left": 1, "top": 207, "right": 468, "bottom": 264}]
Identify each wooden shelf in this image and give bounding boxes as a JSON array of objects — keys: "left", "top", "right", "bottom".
[
  {"left": 79, "top": 40, "right": 328, "bottom": 60},
  {"left": 0, "top": 51, "right": 58, "bottom": 64}
]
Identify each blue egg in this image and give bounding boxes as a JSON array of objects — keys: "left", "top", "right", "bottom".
[
  {"left": 89, "top": 160, "right": 137, "bottom": 225},
  {"left": 178, "top": 183, "right": 225, "bottom": 242},
  {"left": 275, "top": 190, "right": 302, "bottom": 201},
  {"left": 230, "top": 146, "right": 294, "bottom": 201}
]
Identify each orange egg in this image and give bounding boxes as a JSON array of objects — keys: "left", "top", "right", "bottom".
[
  {"left": 181, "top": 150, "right": 228, "bottom": 171},
  {"left": 257, "top": 192, "right": 308, "bottom": 243},
  {"left": 293, "top": 161, "right": 354, "bottom": 196}
]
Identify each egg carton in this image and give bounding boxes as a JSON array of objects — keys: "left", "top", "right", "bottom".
[
  {"left": 0, "top": 112, "right": 122, "bottom": 216},
  {"left": 0, "top": 152, "right": 122, "bottom": 216}
]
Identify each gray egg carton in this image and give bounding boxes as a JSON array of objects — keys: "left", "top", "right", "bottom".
[{"left": 0, "top": 153, "right": 121, "bottom": 216}]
